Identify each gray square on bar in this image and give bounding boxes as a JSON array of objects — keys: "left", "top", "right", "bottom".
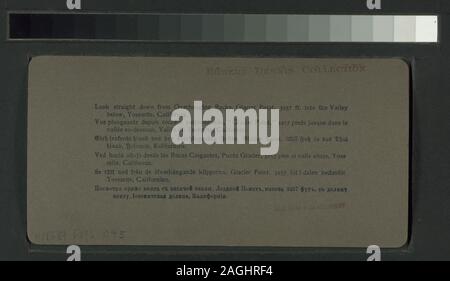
[
  {"left": 351, "top": 16, "right": 373, "bottom": 42},
  {"left": 244, "top": 15, "right": 266, "bottom": 42},
  {"left": 373, "top": 16, "right": 394, "bottom": 42},
  {"left": 202, "top": 15, "right": 224, "bottom": 41},
  {"left": 180, "top": 15, "right": 202, "bottom": 40},
  {"left": 223, "top": 15, "right": 245, "bottom": 41},
  {"left": 286, "top": 15, "right": 309, "bottom": 42},
  {"left": 158, "top": 15, "right": 180, "bottom": 40},
  {"left": 330, "top": 15, "right": 351, "bottom": 41},
  {"left": 309, "top": 15, "right": 330, "bottom": 42},
  {"left": 266, "top": 15, "right": 287, "bottom": 41}
]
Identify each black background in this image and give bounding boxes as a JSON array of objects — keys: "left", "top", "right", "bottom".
[{"left": 0, "top": 0, "right": 449, "bottom": 261}]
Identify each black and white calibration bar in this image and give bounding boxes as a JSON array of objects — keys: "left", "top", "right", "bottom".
[{"left": 8, "top": 13, "right": 438, "bottom": 42}]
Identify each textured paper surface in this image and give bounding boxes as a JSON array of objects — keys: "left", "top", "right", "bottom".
[{"left": 28, "top": 56, "right": 409, "bottom": 247}]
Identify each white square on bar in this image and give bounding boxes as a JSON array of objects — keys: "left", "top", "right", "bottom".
[
  {"left": 394, "top": 16, "right": 417, "bottom": 42},
  {"left": 416, "top": 15, "right": 438, "bottom": 42}
]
